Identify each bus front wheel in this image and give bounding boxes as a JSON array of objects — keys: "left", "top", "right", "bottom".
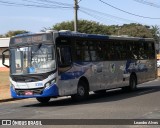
[
  {"left": 36, "top": 97, "right": 50, "bottom": 103},
  {"left": 71, "top": 81, "right": 89, "bottom": 101}
]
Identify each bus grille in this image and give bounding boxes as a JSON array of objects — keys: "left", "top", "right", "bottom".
[{"left": 15, "top": 87, "right": 44, "bottom": 96}]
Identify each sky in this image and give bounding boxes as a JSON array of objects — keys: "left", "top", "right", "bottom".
[{"left": 0, "top": 0, "right": 160, "bottom": 35}]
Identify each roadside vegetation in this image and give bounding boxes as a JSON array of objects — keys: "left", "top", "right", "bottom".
[{"left": 0, "top": 20, "right": 159, "bottom": 42}]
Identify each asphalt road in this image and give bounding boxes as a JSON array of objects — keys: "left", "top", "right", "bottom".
[{"left": 0, "top": 79, "right": 160, "bottom": 128}]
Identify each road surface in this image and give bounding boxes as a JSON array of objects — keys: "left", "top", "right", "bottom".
[{"left": 0, "top": 79, "right": 160, "bottom": 128}]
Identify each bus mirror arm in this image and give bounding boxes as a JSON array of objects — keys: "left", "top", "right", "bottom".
[{"left": 2, "top": 49, "right": 10, "bottom": 68}]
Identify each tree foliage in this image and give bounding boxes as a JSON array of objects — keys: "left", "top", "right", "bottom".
[
  {"left": 0, "top": 30, "right": 29, "bottom": 38},
  {"left": 0, "top": 34, "right": 4, "bottom": 38},
  {"left": 151, "top": 25, "right": 160, "bottom": 43},
  {"left": 1, "top": 20, "right": 159, "bottom": 43},
  {"left": 47, "top": 20, "right": 160, "bottom": 40},
  {"left": 52, "top": 20, "right": 111, "bottom": 35},
  {"left": 50, "top": 20, "right": 159, "bottom": 40},
  {"left": 118, "top": 23, "right": 153, "bottom": 38}
]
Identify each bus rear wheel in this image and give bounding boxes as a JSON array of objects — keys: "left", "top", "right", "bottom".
[
  {"left": 36, "top": 97, "right": 50, "bottom": 103},
  {"left": 129, "top": 75, "right": 137, "bottom": 91},
  {"left": 71, "top": 81, "right": 89, "bottom": 101},
  {"left": 122, "top": 74, "right": 137, "bottom": 91}
]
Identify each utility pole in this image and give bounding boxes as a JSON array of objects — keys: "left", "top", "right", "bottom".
[{"left": 74, "top": 0, "right": 79, "bottom": 32}]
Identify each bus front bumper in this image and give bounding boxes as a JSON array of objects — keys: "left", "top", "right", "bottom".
[{"left": 10, "top": 84, "right": 59, "bottom": 98}]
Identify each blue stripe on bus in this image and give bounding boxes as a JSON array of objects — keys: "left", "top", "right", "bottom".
[
  {"left": 124, "top": 60, "right": 148, "bottom": 74},
  {"left": 60, "top": 62, "right": 92, "bottom": 80},
  {"left": 59, "top": 32, "right": 110, "bottom": 40},
  {"left": 10, "top": 84, "right": 59, "bottom": 98},
  {"left": 60, "top": 71, "right": 85, "bottom": 80}
]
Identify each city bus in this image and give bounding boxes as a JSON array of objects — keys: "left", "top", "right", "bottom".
[{"left": 2, "top": 30, "right": 157, "bottom": 103}]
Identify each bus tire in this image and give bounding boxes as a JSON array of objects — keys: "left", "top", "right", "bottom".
[
  {"left": 122, "top": 74, "right": 137, "bottom": 91},
  {"left": 129, "top": 74, "right": 137, "bottom": 91},
  {"left": 71, "top": 81, "right": 89, "bottom": 101},
  {"left": 36, "top": 97, "right": 50, "bottom": 103}
]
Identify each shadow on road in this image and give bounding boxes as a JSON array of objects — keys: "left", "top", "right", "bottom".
[{"left": 23, "top": 84, "right": 160, "bottom": 107}]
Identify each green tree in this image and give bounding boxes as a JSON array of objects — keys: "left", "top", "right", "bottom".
[
  {"left": 47, "top": 20, "right": 153, "bottom": 38},
  {"left": 52, "top": 21, "right": 74, "bottom": 31},
  {"left": 5, "top": 30, "right": 29, "bottom": 37},
  {"left": 151, "top": 25, "right": 160, "bottom": 53},
  {"left": 0, "top": 35, "right": 4, "bottom": 38},
  {"left": 118, "top": 23, "right": 153, "bottom": 38},
  {"left": 151, "top": 25, "right": 160, "bottom": 43},
  {"left": 51, "top": 20, "right": 111, "bottom": 35}
]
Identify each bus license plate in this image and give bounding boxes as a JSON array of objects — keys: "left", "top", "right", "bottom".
[{"left": 25, "top": 91, "right": 33, "bottom": 95}]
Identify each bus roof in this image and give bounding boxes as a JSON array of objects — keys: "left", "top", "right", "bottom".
[
  {"left": 58, "top": 31, "right": 154, "bottom": 42},
  {"left": 11, "top": 30, "right": 154, "bottom": 42}
]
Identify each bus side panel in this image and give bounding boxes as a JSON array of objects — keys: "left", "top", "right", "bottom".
[
  {"left": 137, "top": 59, "right": 157, "bottom": 84},
  {"left": 57, "top": 62, "right": 106, "bottom": 96},
  {"left": 146, "top": 59, "right": 157, "bottom": 81},
  {"left": 57, "top": 62, "right": 93, "bottom": 96},
  {"left": 102, "top": 61, "right": 129, "bottom": 89},
  {"left": 58, "top": 77, "right": 78, "bottom": 96},
  {"left": 57, "top": 59, "right": 156, "bottom": 96}
]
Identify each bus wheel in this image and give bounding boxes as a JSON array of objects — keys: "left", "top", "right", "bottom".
[
  {"left": 122, "top": 75, "right": 137, "bottom": 91},
  {"left": 129, "top": 75, "right": 137, "bottom": 91},
  {"left": 36, "top": 97, "right": 50, "bottom": 104},
  {"left": 71, "top": 81, "right": 89, "bottom": 101}
]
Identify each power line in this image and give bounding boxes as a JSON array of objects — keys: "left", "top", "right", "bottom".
[
  {"left": 25, "top": 0, "right": 71, "bottom": 9},
  {"left": 81, "top": 7, "right": 138, "bottom": 23},
  {"left": 36, "top": 0, "right": 73, "bottom": 7},
  {"left": 79, "top": 9, "right": 121, "bottom": 24},
  {"left": 78, "top": 0, "right": 83, "bottom": 3},
  {"left": 79, "top": 8, "right": 151, "bottom": 26},
  {"left": 0, "top": 0, "right": 156, "bottom": 27},
  {"left": 0, "top": 0, "right": 72, "bottom": 9},
  {"left": 99, "top": 0, "right": 160, "bottom": 19},
  {"left": 133, "top": 0, "right": 160, "bottom": 8},
  {"left": 22, "top": 0, "right": 65, "bottom": 7}
]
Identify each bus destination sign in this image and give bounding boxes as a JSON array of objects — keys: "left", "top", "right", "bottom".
[{"left": 11, "top": 34, "right": 50, "bottom": 45}]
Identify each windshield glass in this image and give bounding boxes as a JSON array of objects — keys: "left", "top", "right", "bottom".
[{"left": 10, "top": 44, "right": 56, "bottom": 75}]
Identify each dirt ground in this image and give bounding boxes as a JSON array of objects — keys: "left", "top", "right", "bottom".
[{"left": 0, "top": 70, "right": 10, "bottom": 100}]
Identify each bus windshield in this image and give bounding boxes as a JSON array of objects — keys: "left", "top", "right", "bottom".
[{"left": 10, "top": 44, "right": 56, "bottom": 75}]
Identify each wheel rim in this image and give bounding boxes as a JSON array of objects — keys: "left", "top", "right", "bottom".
[{"left": 78, "top": 86, "right": 85, "bottom": 96}]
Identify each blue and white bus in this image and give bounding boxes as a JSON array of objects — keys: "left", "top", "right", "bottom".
[{"left": 2, "top": 30, "right": 157, "bottom": 103}]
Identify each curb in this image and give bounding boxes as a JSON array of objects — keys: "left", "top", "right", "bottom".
[{"left": 0, "top": 98, "right": 22, "bottom": 103}]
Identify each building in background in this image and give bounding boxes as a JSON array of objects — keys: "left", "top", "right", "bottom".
[{"left": 0, "top": 38, "right": 10, "bottom": 68}]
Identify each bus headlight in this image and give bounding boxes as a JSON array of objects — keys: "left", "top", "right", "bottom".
[
  {"left": 45, "top": 78, "right": 56, "bottom": 88},
  {"left": 51, "top": 79, "right": 56, "bottom": 84},
  {"left": 45, "top": 83, "right": 50, "bottom": 88},
  {"left": 10, "top": 83, "right": 15, "bottom": 90}
]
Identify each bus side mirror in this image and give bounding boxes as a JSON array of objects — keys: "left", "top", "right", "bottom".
[{"left": 2, "top": 49, "right": 10, "bottom": 68}]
